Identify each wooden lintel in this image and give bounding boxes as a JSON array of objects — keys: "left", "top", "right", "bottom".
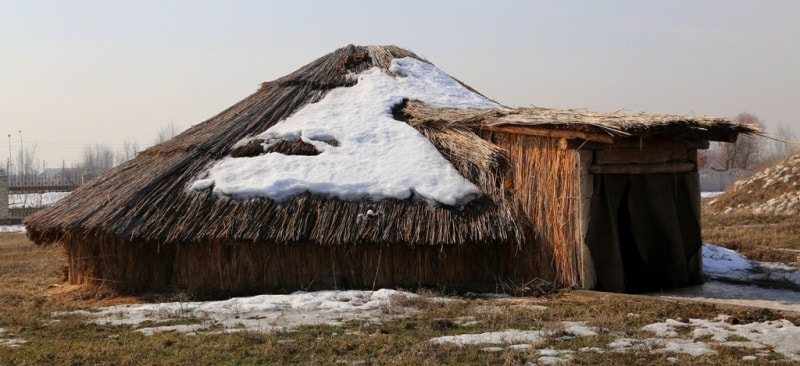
[
  {"left": 480, "top": 125, "right": 614, "bottom": 144},
  {"left": 570, "top": 138, "right": 710, "bottom": 151},
  {"left": 595, "top": 148, "right": 689, "bottom": 165},
  {"left": 589, "top": 162, "right": 696, "bottom": 175}
]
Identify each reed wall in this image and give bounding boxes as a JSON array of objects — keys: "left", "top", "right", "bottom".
[
  {"left": 61, "top": 238, "right": 538, "bottom": 296},
  {"left": 484, "top": 133, "right": 580, "bottom": 286}
]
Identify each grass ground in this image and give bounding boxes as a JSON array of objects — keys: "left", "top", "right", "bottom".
[
  {"left": 702, "top": 212, "right": 800, "bottom": 265},
  {"left": 1, "top": 232, "right": 799, "bottom": 365}
]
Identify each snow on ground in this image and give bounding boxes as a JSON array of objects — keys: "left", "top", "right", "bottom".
[
  {"left": 700, "top": 191, "right": 724, "bottom": 199},
  {"left": 15, "top": 239, "right": 800, "bottom": 360},
  {"left": 702, "top": 243, "right": 800, "bottom": 286},
  {"left": 655, "top": 243, "right": 800, "bottom": 313},
  {"left": 191, "top": 57, "right": 498, "bottom": 206},
  {"left": 427, "top": 312, "right": 800, "bottom": 362},
  {"left": 430, "top": 329, "right": 551, "bottom": 346},
  {"left": 9, "top": 192, "right": 69, "bottom": 208},
  {"left": 54, "top": 289, "right": 425, "bottom": 336},
  {"left": 640, "top": 315, "right": 800, "bottom": 361},
  {"left": 430, "top": 323, "right": 597, "bottom": 364},
  {"left": 0, "top": 327, "right": 26, "bottom": 348},
  {"left": 703, "top": 243, "right": 753, "bottom": 277},
  {"left": 0, "top": 225, "right": 25, "bottom": 233}
]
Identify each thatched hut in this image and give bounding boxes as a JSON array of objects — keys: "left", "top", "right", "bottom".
[{"left": 25, "top": 45, "right": 758, "bottom": 296}]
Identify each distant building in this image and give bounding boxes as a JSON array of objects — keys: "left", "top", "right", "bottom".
[
  {"left": 699, "top": 168, "right": 749, "bottom": 192},
  {"left": 39, "top": 167, "right": 93, "bottom": 186},
  {"left": 0, "top": 169, "right": 7, "bottom": 220}
]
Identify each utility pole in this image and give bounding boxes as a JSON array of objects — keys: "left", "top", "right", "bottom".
[{"left": 7, "top": 134, "right": 11, "bottom": 175}]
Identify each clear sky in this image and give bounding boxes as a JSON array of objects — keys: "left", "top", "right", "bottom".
[{"left": 1, "top": 1, "right": 798, "bottom": 169}]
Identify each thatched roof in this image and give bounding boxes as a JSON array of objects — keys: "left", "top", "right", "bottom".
[
  {"left": 404, "top": 102, "right": 761, "bottom": 144},
  {"left": 25, "top": 44, "right": 758, "bottom": 247}
]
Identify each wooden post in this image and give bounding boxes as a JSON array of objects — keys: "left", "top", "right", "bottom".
[{"left": 576, "top": 150, "right": 596, "bottom": 289}]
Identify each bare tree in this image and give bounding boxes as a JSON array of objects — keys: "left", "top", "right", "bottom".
[
  {"left": 115, "top": 139, "right": 140, "bottom": 165},
  {"left": 16, "top": 144, "right": 39, "bottom": 177},
  {"left": 154, "top": 121, "right": 179, "bottom": 145},
  {"left": 81, "top": 144, "right": 115, "bottom": 175},
  {"left": 713, "top": 112, "right": 766, "bottom": 170},
  {"left": 763, "top": 123, "right": 799, "bottom": 162}
]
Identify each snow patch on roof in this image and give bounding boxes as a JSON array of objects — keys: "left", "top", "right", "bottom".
[{"left": 190, "top": 57, "right": 498, "bottom": 206}]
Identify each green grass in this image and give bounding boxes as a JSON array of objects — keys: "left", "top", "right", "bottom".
[{"left": 1, "top": 232, "right": 798, "bottom": 365}]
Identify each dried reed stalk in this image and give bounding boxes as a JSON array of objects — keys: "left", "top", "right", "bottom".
[{"left": 486, "top": 133, "right": 579, "bottom": 286}]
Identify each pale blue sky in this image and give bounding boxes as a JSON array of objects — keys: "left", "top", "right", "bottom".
[{"left": 1, "top": 1, "right": 798, "bottom": 167}]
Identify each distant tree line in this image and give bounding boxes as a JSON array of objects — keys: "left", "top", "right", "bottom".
[
  {"left": 80, "top": 122, "right": 181, "bottom": 175},
  {"left": 6, "top": 122, "right": 181, "bottom": 177},
  {"left": 703, "top": 112, "right": 799, "bottom": 171}
]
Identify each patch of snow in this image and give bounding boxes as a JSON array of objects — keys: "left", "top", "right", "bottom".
[
  {"left": 429, "top": 329, "right": 549, "bottom": 346},
  {"left": 609, "top": 337, "right": 715, "bottom": 357},
  {"left": 756, "top": 262, "right": 800, "bottom": 284},
  {"left": 720, "top": 341, "right": 765, "bottom": 349},
  {"left": 9, "top": 192, "right": 69, "bottom": 208},
  {"left": 509, "top": 343, "right": 532, "bottom": 351},
  {"left": 0, "top": 327, "right": 26, "bottom": 348},
  {"left": 703, "top": 243, "right": 752, "bottom": 276},
  {"left": 536, "top": 349, "right": 574, "bottom": 364},
  {"left": 701, "top": 191, "right": 724, "bottom": 199},
  {"left": 191, "top": 57, "right": 498, "bottom": 206},
  {"left": 429, "top": 321, "right": 595, "bottom": 347},
  {"left": 642, "top": 319, "right": 688, "bottom": 338},
  {"left": 0, "top": 225, "right": 25, "bottom": 233},
  {"left": 57, "top": 289, "right": 423, "bottom": 335},
  {"left": 670, "top": 243, "right": 800, "bottom": 312},
  {"left": 643, "top": 315, "right": 800, "bottom": 361},
  {"left": 0, "top": 338, "right": 27, "bottom": 347},
  {"left": 562, "top": 321, "right": 598, "bottom": 337}
]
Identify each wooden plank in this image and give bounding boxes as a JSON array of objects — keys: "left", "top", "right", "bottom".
[
  {"left": 570, "top": 138, "right": 710, "bottom": 151},
  {"left": 687, "top": 148, "right": 698, "bottom": 164},
  {"left": 589, "top": 162, "right": 696, "bottom": 175},
  {"left": 595, "top": 148, "right": 688, "bottom": 165},
  {"left": 576, "top": 150, "right": 596, "bottom": 289},
  {"left": 480, "top": 125, "right": 615, "bottom": 144}
]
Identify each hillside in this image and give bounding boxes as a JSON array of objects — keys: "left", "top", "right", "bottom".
[
  {"left": 705, "top": 152, "right": 800, "bottom": 216},
  {"left": 702, "top": 152, "right": 800, "bottom": 265}
]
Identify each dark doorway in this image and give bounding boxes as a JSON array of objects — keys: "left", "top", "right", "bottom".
[{"left": 586, "top": 173, "right": 704, "bottom": 293}]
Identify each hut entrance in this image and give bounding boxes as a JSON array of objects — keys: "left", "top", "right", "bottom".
[{"left": 585, "top": 173, "right": 704, "bottom": 293}]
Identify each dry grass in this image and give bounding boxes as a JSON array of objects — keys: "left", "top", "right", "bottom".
[
  {"left": 2, "top": 233, "right": 799, "bottom": 364},
  {"left": 703, "top": 212, "right": 800, "bottom": 264}
]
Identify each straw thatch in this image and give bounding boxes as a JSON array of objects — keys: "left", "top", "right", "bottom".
[
  {"left": 405, "top": 102, "right": 761, "bottom": 143},
  {"left": 26, "top": 45, "right": 522, "bottom": 249},
  {"left": 24, "top": 44, "right": 758, "bottom": 295}
]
